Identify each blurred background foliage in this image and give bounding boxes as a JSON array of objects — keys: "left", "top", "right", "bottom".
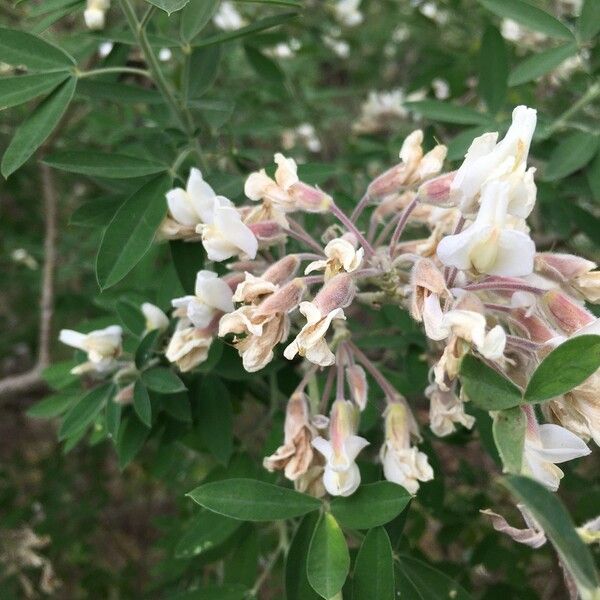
[{"left": 0, "top": 0, "right": 599, "bottom": 597}]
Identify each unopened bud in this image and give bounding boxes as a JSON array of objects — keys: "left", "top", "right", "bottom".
[
  {"left": 512, "top": 309, "right": 557, "bottom": 343},
  {"left": 314, "top": 273, "right": 356, "bottom": 315},
  {"left": 263, "top": 255, "right": 301, "bottom": 284},
  {"left": 114, "top": 383, "right": 134, "bottom": 405},
  {"left": 367, "top": 163, "right": 410, "bottom": 198},
  {"left": 248, "top": 220, "right": 284, "bottom": 243},
  {"left": 346, "top": 364, "right": 368, "bottom": 411},
  {"left": 289, "top": 181, "right": 332, "bottom": 213},
  {"left": 542, "top": 290, "right": 595, "bottom": 334},
  {"left": 417, "top": 171, "right": 456, "bottom": 206},
  {"left": 535, "top": 253, "right": 596, "bottom": 282},
  {"left": 255, "top": 278, "right": 306, "bottom": 316}
]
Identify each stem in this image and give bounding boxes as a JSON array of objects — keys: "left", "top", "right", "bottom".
[
  {"left": 330, "top": 201, "right": 375, "bottom": 257},
  {"left": 547, "top": 80, "right": 600, "bottom": 134},
  {"left": 350, "top": 192, "right": 371, "bottom": 222},
  {"left": 348, "top": 342, "right": 398, "bottom": 402},
  {"left": 303, "top": 275, "right": 325, "bottom": 286},
  {"left": 319, "top": 366, "right": 336, "bottom": 413},
  {"left": 336, "top": 349, "right": 345, "bottom": 400},
  {"left": 286, "top": 217, "right": 325, "bottom": 255},
  {"left": 389, "top": 196, "right": 418, "bottom": 257},
  {"left": 462, "top": 281, "right": 545, "bottom": 294},
  {"left": 249, "top": 522, "right": 288, "bottom": 597},
  {"left": 295, "top": 363, "right": 320, "bottom": 394},
  {"left": 78, "top": 66, "right": 152, "bottom": 79}
]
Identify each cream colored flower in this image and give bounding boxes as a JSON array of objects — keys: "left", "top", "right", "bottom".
[
  {"left": 172, "top": 270, "right": 234, "bottom": 329},
  {"left": 305, "top": 237, "right": 363, "bottom": 280},
  {"left": 84, "top": 0, "right": 110, "bottom": 30},
  {"left": 141, "top": 303, "right": 169, "bottom": 332},
  {"left": 263, "top": 392, "right": 317, "bottom": 480},
  {"left": 59, "top": 325, "right": 122, "bottom": 374},
  {"left": 213, "top": 0, "right": 245, "bottom": 30},
  {"left": 426, "top": 383, "right": 474, "bottom": 437},
  {"left": 165, "top": 319, "right": 213, "bottom": 372},
  {"left": 312, "top": 399, "right": 369, "bottom": 496},
  {"left": 380, "top": 402, "right": 433, "bottom": 494}
]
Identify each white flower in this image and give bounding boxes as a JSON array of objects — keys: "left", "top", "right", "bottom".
[
  {"left": 283, "top": 301, "right": 345, "bottom": 366},
  {"left": 305, "top": 237, "right": 363, "bottom": 280},
  {"left": 165, "top": 319, "right": 213, "bottom": 372},
  {"left": 422, "top": 294, "right": 506, "bottom": 360},
  {"left": 141, "top": 303, "right": 169, "bottom": 332},
  {"left": 334, "top": 0, "right": 363, "bottom": 27},
  {"left": 380, "top": 402, "right": 433, "bottom": 494},
  {"left": 172, "top": 270, "right": 234, "bottom": 329},
  {"left": 426, "top": 384, "right": 474, "bottom": 437},
  {"left": 197, "top": 197, "right": 258, "bottom": 261},
  {"left": 437, "top": 180, "right": 535, "bottom": 277},
  {"left": 59, "top": 325, "right": 122, "bottom": 374},
  {"left": 158, "top": 48, "right": 172, "bottom": 62},
  {"left": 450, "top": 105, "right": 537, "bottom": 215},
  {"left": 523, "top": 423, "right": 590, "bottom": 491},
  {"left": 245, "top": 153, "right": 299, "bottom": 210},
  {"left": 213, "top": 0, "right": 245, "bottom": 30},
  {"left": 312, "top": 400, "right": 369, "bottom": 496},
  {"left": 164, "top": 168, "right": 216, "bottom": 234},
  {"left": 432, "top": 78, "right": 450, "bottom": 100},
  {"left": 84, "top": 0, "right": 109, "bottom": 30}
]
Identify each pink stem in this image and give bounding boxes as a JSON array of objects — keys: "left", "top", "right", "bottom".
[
  {"left": 389, "top": 196, "right": 418, "bottom": 257},
  {"left": 330, "top": 201, "right": 375, "bottom": 257}
]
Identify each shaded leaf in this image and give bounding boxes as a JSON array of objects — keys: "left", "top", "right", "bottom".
[
  {"left": 142, "top": 367, "right": 186, "bottom": 394},
  {"left": 27, "top": 389, "right": 79, "bottom": 419},
  {"left": 59, "top": 384, "right": 111, "bottom": 440},
  {"left": 145, "top": 0, "right": 189, "bottom": 15},
  {"left": 492, "top": 406, "right": 525, "bottom": 474},
  {"left": 478, "top": 25, "right": 507, "bottom": 113},
  {"left": 578, "top": 0, "right": 600, "bottom": 41},
  {"left": 175, "top": 510, "right": 241, "bottom": 558},
  {"left": 180, "top": 0, "right": 221, "bottom": 42},
  {"left": 286, "top": 513, "right": 321, "bottom": 600},
  {"left": 508, "top": 42, "right": 579, "bottom": 87},
  {"left": 197, "top": 376, "right": 233, "bottom": 465},
  {"left": 352, "top": 527, "right": 394, "bottom": 600},
  {"left": 0, "top": 26, "right": 75, "bottom": 70},
  {"left": 133, "top": 380, "right": 152, "bottom": 427},
  {"left": 0, "top": 71, "right": 68, "bottom": 110},
  {"left": 187, "top": 478, "right": 321, "bottom": 521},
  {"left": 404, "top": 100, "right": 491, "bottom": 125},
  {"left": 117, "top": 416, "right": 150, "bottom": 469},
  {"left": 542, "top": 132, "right": 599, "bottom": 181}
]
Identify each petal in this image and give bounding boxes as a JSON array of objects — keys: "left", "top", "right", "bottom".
[
  {"left": 422, "top": 294, "right": 449, "bottom": 341},
  {"left": 436, "top": 227, "right": 478, "bottom": 270},
  {"left": 213, "top": 204, "right": 258, "bottom": 259},
  {"left": 187, "top": 168, "right": 218, "bottom": 223},
  {"left": 166, "top": 188, "right": 198, "bottom": 226},
  {"left": 537, "top": 424, "right": 591, "bottom": 463},
  {"left": 59, "top": 329, "right": 87, "bottom": 350},
  {"left": 244, "top": 170, "right": 274, "bottom": 201},
  {"left": 490, "top": 229, "right": 535, "bottom": 277},
  {"left": 311, "top": 436, "right": 333, "bottom": 461},
  {"left": 274, "top": 153, "right": 299, "bottom": 190},
  {"left": 343, "top": 435, "right": 369, "bottom": 462},
  {"left": 479, "top": 325, "right": 506, "bottom": 359},
  {"left": 198, "top": 274, "right": 234, "bottom": 313}
]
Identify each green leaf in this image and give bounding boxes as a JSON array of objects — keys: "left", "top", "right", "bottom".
[
  {"left": 477, "top": 0, "right": 574, "bottom": 40},
  {"left": 77, "top": 80, "right": 162, "bottom": 105},
  {"left": 193, "top": 12, "right": 299, "bottom": 48},
  {"left": 59, "top": 384, "right": 111, "bottom": 440},
  {"left": 197, "top": 376, "right": 233, "bottom": 465},
  {"left": 135, "top": 329, "right": 160, "bottom": 369},
  {"left": 524, "top": 335, "right": 600, "bottom": 402},
  {"left": 396, "top": 555, "right": 472, "bottom": 599},
  {"left": 542, "top": 132, "right": 599, "bottom": 181},
  {"left": 508, "top": 42, "right": 579, "bottom": 86},
  {"left": 352, "top": 527, "right": 394, "bottom": 600},
  {"left": 142, "top": 367, "right": 186, "bottom": 394},
  {"left": 27, "top": 0, "right": 82, "bottom": 17},
  {"left": 116, "top": 299, "right": 145, "bottom": 336},
  {"left": 27, "top": 389, "right": 79, "bottom": 419},
  {"left": 478, "top": 25, "right": 507, "bottom": 113},
  {"left": 43, "top": 151, "right": 167, "bottom": 178},
  {"left": 568, "top": 204, "right": 600, "bottom": 246},
  {"left": 237, "top": 0, "right": 301, "bottom": 5},
  {"left": 145, "top": 0, "right": 189, "bottom": 15},
  {"left": 187, "top": 478, "right": 322, "bottom": 521},
  {"left": 186, "top": 46, "right": 222, "bottom": 98},
  {"left": 133, "top": 381, "right": 152, "bottom": 427},
  {"left": 0, "top": 27, "right": 75, "bottom": 70},
  {"left": 116, "top": 416, "right": 150, "bottom": 469},
  {"left": 578, "top": 0, "right": 600, "bottom": 41},
  {"left": 0, "top": 71, "right": 69, "bottom": 110},
  {"left": 286, "top": 513, "right": 321, "bottom": 600},
  {"left": 42, "top": 360, "right": 79, "bottom": 390},
  {"left": 180, "top": 0, "right": 221, "bottom": 42},
  {"left": 492, "top": 406, "right": 525, "bottom": 474},
  {"left": 2, "top": 77, "right": 76, "bottom": 177},
  {"left": 105, "top": 395, "right": 122, "bottom": 441},
  {"left": 96, "top": 174, "right": 171, "bottom": 289},
  {"left": 169, "top": 240, "right": 205, "bottom": 293},
  {"left": 502, "top": 475, "right": 600, "bottom": 598},
  {"left": 330, "top": 482, "right": 412, "bottom": 530},
  {"left": 70, "top": 197, "right": 123, "bottom": 228},
  {"left": 175, "top": 509, "right": 241, "bottom": 558},
  {"left": 244, "top": 44, "right": 285, "bottom": 83},
  {"left": 307, "top": 513, "right": 349, "bottom": 600},
  {"left": 586, "top": 150, "right": 600, "bottom": 202},
  {"left": 404, "top": 100, "right": 491, "bottom": 125},
  {"left": 162, "top": 392, "right": 192, "bottom": 422},
  {"left": 460, "top": 355, "right": 523, "bottom": 410},
  {"left": 167, "top": 584, "right": 248, "bottom": 600}
]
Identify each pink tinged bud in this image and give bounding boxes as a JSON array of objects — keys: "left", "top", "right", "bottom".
[
  {"left": 263, "top": 255, "right": 301, "bottom": 284},
  {"left": 346, "top": 364, "right": 368, "bottom": 411},
  {"left": 417, "top": 171, "right": 456, "bottom": 206},
  {"left": 367, "top": 163, "right": 408, "bottom": 198},
  {"left": 535, "top": 253, "right": 596, "bottom": 282},
  {"left": 513, "top": 309, "right": 557, "bottom": 343},
  {"left": 114, "top": 383, "right": 134, "bottom": 405},
  {"left": 255, "top": 278, "right": 306, "bottom": 316},
  {"left": 248, "top": 220, "right": 283, "bottom": 241},
  {"left": 543, "top": 290, "right": 595, "bottom": 334},
  {"left": 330, "top": 399, "right": 358, "bottom": 459},
  {"left": 313, "top": 273, "right": 356, "bottom": 315},
  {"left": 224, "top": 272, "right": 246, "bottom": 292},
  {"left": 288, "top": 181, "right": 332, "bottom": 213}
]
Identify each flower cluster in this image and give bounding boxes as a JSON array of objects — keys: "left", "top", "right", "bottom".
[
  {"left": 60, "top": 105, "right": 599, "bottom": 500},
  {"left": 84, "top": 0, "right": 110, "bottom": 30}
]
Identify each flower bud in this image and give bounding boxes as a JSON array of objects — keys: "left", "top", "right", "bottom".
[
  {"left": 367, "top": 163, "right": 409, "bottom": 198},
  {"left": 263, "top": 255, "right": 301, "bottom": 284},
  {"left": 345, "top": 364, "right": 368, "bottom": 411},
  {"left": 535, "top": 252, "right": 596, "bottom": 282},
  {"left": 255, "top": 278, "right": 306, "bottom": 316},
  {"left": 84, "top": 8, "right": 105, "bottom": 29},
  {"left": 288, "top": 181, "right": 332, "bottom": 213},
  {"left": 247, "top": 220, "right": 283, "bottom": 243},
  {"left": 314, "top": 273, "right": 356, "bottom": 315},
  {"left": 512, "top": 309, "right": 557, "bottom": 343},
  {"left": 542, "top": 290, "right": 595, "bottom": 334},
  {"left": 417, "top": 171, "right": 456, "bottom": 206}
]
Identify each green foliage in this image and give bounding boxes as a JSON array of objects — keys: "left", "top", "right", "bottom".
[
  {"left": 352, "top": 527, "right": 395, "bottom": 600},
  {"left": 492, "top": 407, "right": 525, "bottom": 474}
]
